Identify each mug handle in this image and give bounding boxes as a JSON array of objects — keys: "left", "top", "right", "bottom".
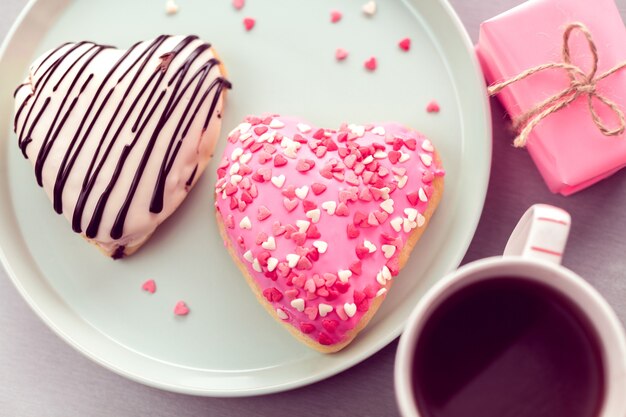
[{"left": 503, "top": 204, "right": 571, "bottom": 265}]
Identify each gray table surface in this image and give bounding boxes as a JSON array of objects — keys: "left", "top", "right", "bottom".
[{"left": 2, "top": 0, "right": 626, "bottom": 416}]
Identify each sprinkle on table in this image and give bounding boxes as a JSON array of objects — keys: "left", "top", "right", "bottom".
[
  {"left": 335, "top": 48, "right": 349, "bottom": 61},
  {"left": 243, "top": 17, "right": 256, "bottom": 31},
  {"left": 233, "top": 0, "right": 245, "bottom": 10},
  {"left": 141, "top": 279, "right": 157, "bottom": 294},
  {"left": 426, "top": 100, "right": 441, "bottom": 113},
  {"left": 165, "top": 0, "right": 179, "bottom": 15},
  {"left": 362, "top": 1, "right": 377, "bottom": 16},
  {"left": 399, "top": 38, "right": 411, "bottom": 51},
  {"left": 174, "top": 301, "right": 190, "bottom": 316},
  {"left": 330, "top": 10, "right": 343, "bottom": 23},
  {"left": 364, "top": 56, "right": 378, "bottom": 71}
]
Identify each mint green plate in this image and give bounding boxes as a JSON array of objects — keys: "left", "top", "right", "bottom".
[{"left": 0, "top": 0, "right": 490, "bottom": 396}]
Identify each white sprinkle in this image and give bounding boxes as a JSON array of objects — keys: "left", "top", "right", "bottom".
[
  {"left": 276, "top": 308, "right": 288, "bottom": 320},
  {"left": 239, "top": 132, "right": 252, "bottom": 141},
  {"left": 376, "top": 271, "right": 386, "bottom": 285},
  {"left": 269, "top": 119, "right": 285, "bottom": 129},
  {"left": 404, "top": 208, "right": 418, "bottom": 221},
  {"left": 229, "top": 162, "right": 240, "bottom": 176},
  {"left": 286, "top": 254, "right": 300, "bottom": 268},
  {"left": 376, "top": 288, "right": 388, "bottom": 297},
  {"left": 344, "top": 303, "right": 357, "bottom": 318},
  {"left": 239, "top": 152, "right": 252, "bottom": 165},
  {"left": 319, "top": 303, "right": 333, "bottom": 317},
  {"left": 259, "top": 131, "right": 275, "bottom": 143},
  {"left": 271, "top": 175, "right": 286, "bottom": 188},
  {"left": 362, "top": 0, "right": 377, "bottom": 16},
  {"left": 390, "top": 217, "right": 403, "bottom": 232},
  {"left": 239, "top": 216, "right": 252, "bottom": 229},
  {"left": 382, "top": 265, "right": 392, "bottom": 281},
  {"left": 362, "top": 155, "right": 374, "bottom": 165},
  {"left": 417, "top": 213, "right": 426, "bottom": 227},
  {"left": 297, "top": 123, "right": 312, "bottom": 133},
  {"left": 374, "top": 150, "right": 388, "bottom": 159},
  {"left": 230, "top": 174, "right": 243, "bottom": 186},
  {"left": 397, "top": 175, "right": 408, "bottom": 189},
  {"left": 296, "top": 220, "right": 311, "bottom": 233},
  {"left": 295, "top": 186, "right": 309, "bottom": 200},
  {"left": 243, "top": 250, "right": 254, "bottom": 263},
  {"left": 399, "top": 152, "right": 411, "bottom": 163},
  {"left": 380, "top": 187, "right": 391, "bottom": 200},
  {"left": 372, "top": 126, "right": 386, "bottom": 135},
  {"left": 382, "top": 244, "right": 396, "bottom": 259},
  {"left": 291, "top": 298, "right": 305, "bottom": 312},
  {"left": 420, "top": 153, "right": 433, "bottom": 167},
  {"left": 238, "top": 122, "right": 252, "bottom": 135},
  {"left": 380, "top": 199, "right": 394, "bottom": 214},
  {"left": 313, "top": 240, "right": 328, "bottom": 254},
  {"left": 321, "top": 201, "right": 337, "bottom": 215},
  {"left": 283, "top": 144, "right": 299, "bottom": 159},
  {"left": 422, "top": 140, "right": 434, "bottom": 152},
  {"left": 306, "top": 209, "right": 321, "bottom": 223},
  {"left": 231, "top": 147, "right": 244, "bottom": 161},
  {"left": 252, "top": 258, "right": 262, "bottom": 272},
  {"left": 338, "top": 270, "right": 352, "bottom": 283},
  {"left": 364, "top": 240, "right": 377, "bottom": 253},
  {"left": 261, "top": 236, "right": 276, "bottom": 250},
  {"left": 403, "top": 218, "right": 417, "bottom": 233},
  {"left": 348, "top": 124, "right": 365, "bottom": 137},
  {"left": 267, "top": 257, "right": 278, "bottom": 272},
  {"left": 419, "top": 187, "right": 428, "bottom": 202}
]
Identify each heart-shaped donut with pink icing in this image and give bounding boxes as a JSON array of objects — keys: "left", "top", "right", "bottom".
[{"left": 215, "top": 115, "right": 444, "bottom": 352}]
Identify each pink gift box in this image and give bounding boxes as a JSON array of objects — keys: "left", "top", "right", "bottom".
[{"left": 476, "top": 0, "right": 626, "bottom": 195}]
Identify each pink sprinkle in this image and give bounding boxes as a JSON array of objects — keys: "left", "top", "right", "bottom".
[
  {"left": 335, "top": 48, "right": 349, "bottom": 61},
  {"left": 243, "top": 17, "right": 256, "bottom": 31},
  {"left": 426, "top": 100, "right": 440, "bottom": 113},
  {"left": 141, "top": 279, "right": 156, "bottom": 294},
  {"left": 174, "top": 301, "right": 190, "bottom": 316},
  {"left": 364, "top": 56, "right": 377, "bottom": 71},
  {"left": 330, "top": 10, "right": 342, "bottom": 23},
  {"left": 233, "top": 0, "right": 245, "bottom": 10},
  {"left": 398, "top": 37, "right": 411, "bottom": 51}
]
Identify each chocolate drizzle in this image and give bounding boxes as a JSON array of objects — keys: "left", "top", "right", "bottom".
[{"left": 13, "top": 35, "right": 231, "bottom": 241}]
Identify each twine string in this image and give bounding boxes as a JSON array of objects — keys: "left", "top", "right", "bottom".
[{"left": 488, "top": 22, "right": 626, "bottom": 147}]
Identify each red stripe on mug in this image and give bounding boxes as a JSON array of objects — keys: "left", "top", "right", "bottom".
[
  {"left": 530, "top": 246, "right": 562, "bottom": 256},
  {"left": 537, "top": 217, "right": 569, "bottom": 226}
]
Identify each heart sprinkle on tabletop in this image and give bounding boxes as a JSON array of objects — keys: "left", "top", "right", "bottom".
[
  {"left": 142, "top": 279, "right": 157, "bottom": 294},
  {"left": 165, "top": 0, "right": 179, "bottom": 15},
  {"left": 364, "top": 57, "right": 378, "bottom": 71},
  {"left": 335, "top": 48, "right": 349, "bottom": 61},
  {"left": 243, "top": 17, "right": 256, "bottom": 31},
  {"left": 399, "top": 38, "right": 411, "bottom": 51},
  {"left": 331, "top": 10, "right": 343, "bottom": 23},
  {"left": 233, "top": 0, "right": 245, "bottom": 10},
  {"left": 426, "top": 101, "right": 441, "bottom": 113},
  {"left": 174, "top": 301, "right": 190, "bottom": 316},
  {"left": 362, "top": 1, "right": 377, "bottom": 16}
]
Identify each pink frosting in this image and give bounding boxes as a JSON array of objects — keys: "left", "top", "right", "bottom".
[{"left": 215, "top": 115, "right": 444, "bottom": 348}]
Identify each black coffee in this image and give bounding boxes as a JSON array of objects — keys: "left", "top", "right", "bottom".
[{"left": 412, "top": 277, "right": 605, "bottom": 417}]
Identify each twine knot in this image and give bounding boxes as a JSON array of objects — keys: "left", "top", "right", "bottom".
[{"left": 488, "top": 22, "right": 626, "bottom": 147}]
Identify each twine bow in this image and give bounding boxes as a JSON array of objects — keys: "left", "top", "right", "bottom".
[{"left": 488, "top": 22, "right": 626, "bottom": 148}]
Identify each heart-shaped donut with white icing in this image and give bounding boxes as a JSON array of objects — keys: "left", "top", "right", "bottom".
[
  {"left": 215, "top": 115, "right": 444, "bottom": 352},
  {"left": 13, "top": 35, "right": 231, "bottom": 258}
]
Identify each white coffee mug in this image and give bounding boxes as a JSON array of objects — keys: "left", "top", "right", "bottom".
[{"left": 395, "top": 204, "right": 626, "bottom": 417}]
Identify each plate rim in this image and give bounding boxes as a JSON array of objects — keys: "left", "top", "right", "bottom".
[{"left": 0, "top": 0, "right": 492, "bottom": 396}]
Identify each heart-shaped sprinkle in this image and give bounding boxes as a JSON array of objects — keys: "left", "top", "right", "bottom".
[
  {"left": 165, "top": 0, "right": 179, "bottom": 15},
  {"left": 233, "top": 0, "right": 245, "bottom": 9},
  {"left": 364, "top": 57, "right": 378, "bottom": 71},
  {"left": 174, "top": 301, "right": 190, "bottom": 316},
  {"left": 362, "top": 0, "right": 377, "bottom": 16},
  {"left": 330, "top": 10, "right": 343, "bottom": 23},
  {"left": 243, "top": 17, "right": 256, "bottom": 31},
  {"left": 215, "top": 115, "right": 443, "bottom": 350},
  {"left": 335, "top": 48, "right": 349, "bottom": 61},
  {"left": 426, "top": 100, "right": 440, "bottom": 113},
  {"left": 141, "top": 279, "right": 157, "bottom": 294},
  {"left": 344, "top": 303, "right": 357, "bottom": 318},
  {"left": 398, "top": 37, "right": 411, "bottom": 51}
]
